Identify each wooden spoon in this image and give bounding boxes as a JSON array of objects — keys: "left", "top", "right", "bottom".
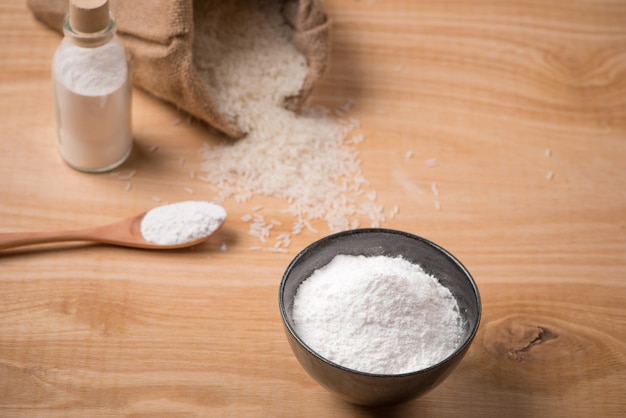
[{"left": 0, "top": 210, "right": 224, "bottom": 251}]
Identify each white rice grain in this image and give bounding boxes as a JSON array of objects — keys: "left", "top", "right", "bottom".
[
  {"left": 111, "top": 169, "right": 136, "bottom": 181},
  {"left": 268, "top": 247, "right": 289, "bottom": 254},
  {"left": 431, "top": 182, "right": 440, "bottom": 196},
  {"left": 389, "top": 205, "right": 400, "bottom": 219}
]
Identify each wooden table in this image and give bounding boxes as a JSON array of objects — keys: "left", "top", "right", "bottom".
[{"left": 1, "top": 0, "right": 625, "bottom": 416}]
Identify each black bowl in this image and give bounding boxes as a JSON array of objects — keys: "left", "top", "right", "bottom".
[{"left": 279, "top": 228, "right": 481, "bottom": 406}]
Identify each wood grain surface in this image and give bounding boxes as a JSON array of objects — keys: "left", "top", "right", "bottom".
[{"left": 1, "top": 0, "right": 625, "bottom": 416}]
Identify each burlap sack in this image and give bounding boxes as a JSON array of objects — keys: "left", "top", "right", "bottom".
[{"left": 27, "top": 0, "right": 330, "bottom": 138}]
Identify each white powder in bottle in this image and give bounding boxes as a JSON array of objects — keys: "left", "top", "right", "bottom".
[
  {"left": 140, "top": 201, "right": 227, "bottom": 246},
  {"left": 292, "top": 254, "right": 464, "bottom": 375},
  {"left": 53, "top": 0, "right": 132, "bottom": 172}
]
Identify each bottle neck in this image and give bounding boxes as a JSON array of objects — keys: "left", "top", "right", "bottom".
[{"left": 63, "top": 14, "right": 116, "bottom": 48}]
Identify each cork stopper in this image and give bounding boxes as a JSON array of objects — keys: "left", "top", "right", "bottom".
[{"left": 69, "top": 0, "right": 110, "bottom": 33}]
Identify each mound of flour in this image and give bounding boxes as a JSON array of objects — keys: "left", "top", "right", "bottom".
[
  {"left": 140, "top": 201, "right": 226, "bottom": 245},
  {"left": 292, "top": 254, "right": 463, "bottom": 375}
]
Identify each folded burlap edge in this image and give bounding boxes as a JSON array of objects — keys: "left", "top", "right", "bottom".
[{"left": 282, "top": 0, "right": 331, "bottom": 111}]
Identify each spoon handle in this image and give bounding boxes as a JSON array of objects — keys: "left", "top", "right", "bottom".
[{"left": 0, "top": 229, "right": 98, "bottom": 251}]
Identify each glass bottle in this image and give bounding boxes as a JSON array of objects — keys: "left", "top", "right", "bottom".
[{"left": 52, "top": 0, "right": 132, "bottom": 173}]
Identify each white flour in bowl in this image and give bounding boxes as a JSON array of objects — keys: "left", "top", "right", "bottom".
[
  {"left": 140, "top": 201, "right": 227, "bottom": 245},
  {"left": 292, "top": 254, "right": 463, "bottom": 375}
]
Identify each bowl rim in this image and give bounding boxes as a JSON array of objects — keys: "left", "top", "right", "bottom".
[{"left": 278, "top": 227, "right": 482, "bottom": 378}]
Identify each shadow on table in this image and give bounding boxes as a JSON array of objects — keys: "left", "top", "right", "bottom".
[{"left": 333, "top": 361, "right": 538, "bottom": 418}]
